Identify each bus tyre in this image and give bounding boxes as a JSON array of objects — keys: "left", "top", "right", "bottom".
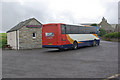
[
  {"left": 59, "top": 48, "right": 64, "bottom": 51},
  {"left": 92, "top": 40, "right": 97, "bottom": 46},
  {"left": 73, "top": 41, "right": 78, "bottom": 50}
]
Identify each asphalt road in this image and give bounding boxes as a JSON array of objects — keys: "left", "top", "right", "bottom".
[{"left": 2, "top": 40, "right": 118, "bottom": 78}]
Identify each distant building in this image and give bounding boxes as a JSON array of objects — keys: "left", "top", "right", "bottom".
[
  {"left": 118, "top": 1, "right": 120, "bottom": 24},
  {"left": 114, "top": 24, "right": 120, "bottom": 32},
  {"left": 79, "top": 17, "right": 119, "bottom": 33},
  {"left": 98, "top": 17, "right": 115, "bottom": 33},
  {"left": 7, "top": 18, "right": 42, "bottom": 49}
]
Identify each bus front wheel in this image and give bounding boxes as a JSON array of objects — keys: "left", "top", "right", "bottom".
[
  {"left": 92, "top": 40, "right": 97, "bottom": 46},
  {"left": 73, "top": 41, "right": 78, "bottom": 50}
]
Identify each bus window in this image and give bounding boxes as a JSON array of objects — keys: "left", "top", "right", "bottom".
[
  {"left": 85, "top": 27, "right": 97, "bottom": 34},
  {"left": 66, "top": 25, "right": 71, "bottom": 34},
  {"left": 90, "top": 27, "right": 97, "bottom": 34},
  {"left": 79, "top": 26, "right": 85, "bottom": 34},
  {"left": 71, "top": 26, "right": 79, "bottom": 34},
  {"left": 61, "top": 24, "right": 66, "bottom": 34}
]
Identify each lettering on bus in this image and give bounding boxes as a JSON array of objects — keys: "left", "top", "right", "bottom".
[{"left": 45, "top": 33, "right": 54, "bottom": 37}]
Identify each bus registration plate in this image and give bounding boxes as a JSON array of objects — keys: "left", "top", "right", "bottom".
[{"left": 48, "top": 43, "right": 52, "bottom": 45}]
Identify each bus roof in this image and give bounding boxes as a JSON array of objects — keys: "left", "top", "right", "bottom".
[
  {"left": 43, "top": 23, "right": 97, "bottom": 27},
  {"left": 43, "top": 23, "right": 65, "bottom": 26},
  {"left": 43, "top": 23, "right": 82, "bottom": 26}
]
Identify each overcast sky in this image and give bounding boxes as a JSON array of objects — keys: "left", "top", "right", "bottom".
[{"left": 1, "top": 0, "right": 119, "bottom": 32}]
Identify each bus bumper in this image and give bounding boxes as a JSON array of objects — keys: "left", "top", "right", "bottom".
[
  {"left": 42, "top": 45, "right": 59, "bottom": 48},
  {"left": 42, "top": 44, "right": 73, "bottom": 49}
]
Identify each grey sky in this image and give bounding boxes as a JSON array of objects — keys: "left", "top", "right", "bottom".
[{"left": 1, "top": 0, "right": 119, "bottom": 32}]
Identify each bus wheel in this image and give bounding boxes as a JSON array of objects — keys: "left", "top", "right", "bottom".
[
  {"left": 58, "top": 48, "right": 64, "bottom": 51},
  {"left": 73, "top": 41, "right": 78, "bottom": 50},
  {"left": 92, "top": 40, "right": 97, "bottom": 46}
]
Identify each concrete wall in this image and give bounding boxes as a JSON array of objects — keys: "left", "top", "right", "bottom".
[
  {"left": 19, "top": 19, "right": 42, "bottom": 49},
  {"left": 7, "top": 31, "right": 17, "bottom": 49}
]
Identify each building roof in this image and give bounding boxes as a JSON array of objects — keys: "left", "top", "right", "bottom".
[{"left": 7, "top": 18, "right": 42, "bottom": 33}]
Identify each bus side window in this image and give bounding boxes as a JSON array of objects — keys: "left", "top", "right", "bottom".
[
  {"left": 75, "top": 26, "right": 79, "bottom": 34},
  {"left": 89, "top": 27, "right": 97, "bottom": 34},
  {"left": 79, "top": 26, "right": 82, "bottom": 34},
  {"left": 61, "top": 25, "right": 66, "bottom": 34},
  {"left": 71, "top": 25, "right": 74, "bottom": 34},
  {"left": 65, "top": 27, "right": 66, "bottom": 34},
  {"left": 70, "top": 26, "right": 79, "bottom": 34},
  {"left": 66, "top": 25, "right": 71, "bottom": 34},
  {"left": 83, "top": 27, "right": 86, "bottom": 34}
]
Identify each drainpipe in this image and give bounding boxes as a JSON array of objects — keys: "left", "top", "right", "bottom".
[{"left": 16, "top": 30, "right": 18, "bottom": 50}]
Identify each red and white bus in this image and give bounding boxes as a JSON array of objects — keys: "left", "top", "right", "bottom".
[{"left": 42, "top": 23, "right": 100, "bottom": 50}]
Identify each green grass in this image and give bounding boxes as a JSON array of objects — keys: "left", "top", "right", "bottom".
[{"left": 0, "top": 33, "right": 7, "bottom": 48}]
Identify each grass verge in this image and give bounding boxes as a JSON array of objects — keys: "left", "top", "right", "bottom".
[{"left": 0, "top": 33, "right": 7, "bottom": 48}]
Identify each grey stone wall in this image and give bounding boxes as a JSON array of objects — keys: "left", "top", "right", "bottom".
[
  {"left": 19, "top": 20, "right": 42, "bottom": 49},
  {"left": 98, "top": 17, "right": 114, "bottom": 33}
]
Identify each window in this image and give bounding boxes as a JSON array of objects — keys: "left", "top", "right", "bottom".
[
  {"left": 33, "top": 33, "right": 36, "bottom": 38},
  {"left": 79, "top": 26, "right": 85, "bottom": 34},
  {"left": 89, "top": 27, "right": 97, "bottom": 34},
  {"left": 66, "top": 25, "right": 71, "bottom": 34},
  {"left": 61, "top": 24, "right": 97, "bottom": 34},
  {"left": 85, "top": 27, "right": 97, "bottom": 34},
  {"left": 61, "top": 24, "right": 66, "bottom": 34},
  {"left": 71, "top": 26, "right": 79, "bottom": 34}
]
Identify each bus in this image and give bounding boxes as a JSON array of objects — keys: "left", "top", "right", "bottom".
[{"left": 42, "top": 23, "right": 100, "bottom": 50}]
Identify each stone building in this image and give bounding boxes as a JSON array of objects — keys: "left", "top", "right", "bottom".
[
  {"left": 80, "top": 17, "right": 119, "bottom": 33},
  {"left": 98, "top": 17, "right": 115, "bottom": 33},
  {"left": 114, "top": 24, "right": 120, "bottom": 32},
  {"left": 7, "top": 18, "right": 42, "bottom": 49}
]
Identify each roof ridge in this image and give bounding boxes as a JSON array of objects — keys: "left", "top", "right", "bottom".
[{"left": 7, "top": 18, "right": 41, "bottom": 33}]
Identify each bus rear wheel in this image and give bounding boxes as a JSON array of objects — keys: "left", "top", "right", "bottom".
[
  {"left": 73, "top": 41, "right": 78, "bottom": 50},
  {"left": 58, "top": 48, "right": 64, "bottom": 51}
]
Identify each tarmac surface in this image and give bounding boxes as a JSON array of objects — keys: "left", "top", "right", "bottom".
[{"left": 2, "top": 40, "right": 118, "bottom": 78}]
